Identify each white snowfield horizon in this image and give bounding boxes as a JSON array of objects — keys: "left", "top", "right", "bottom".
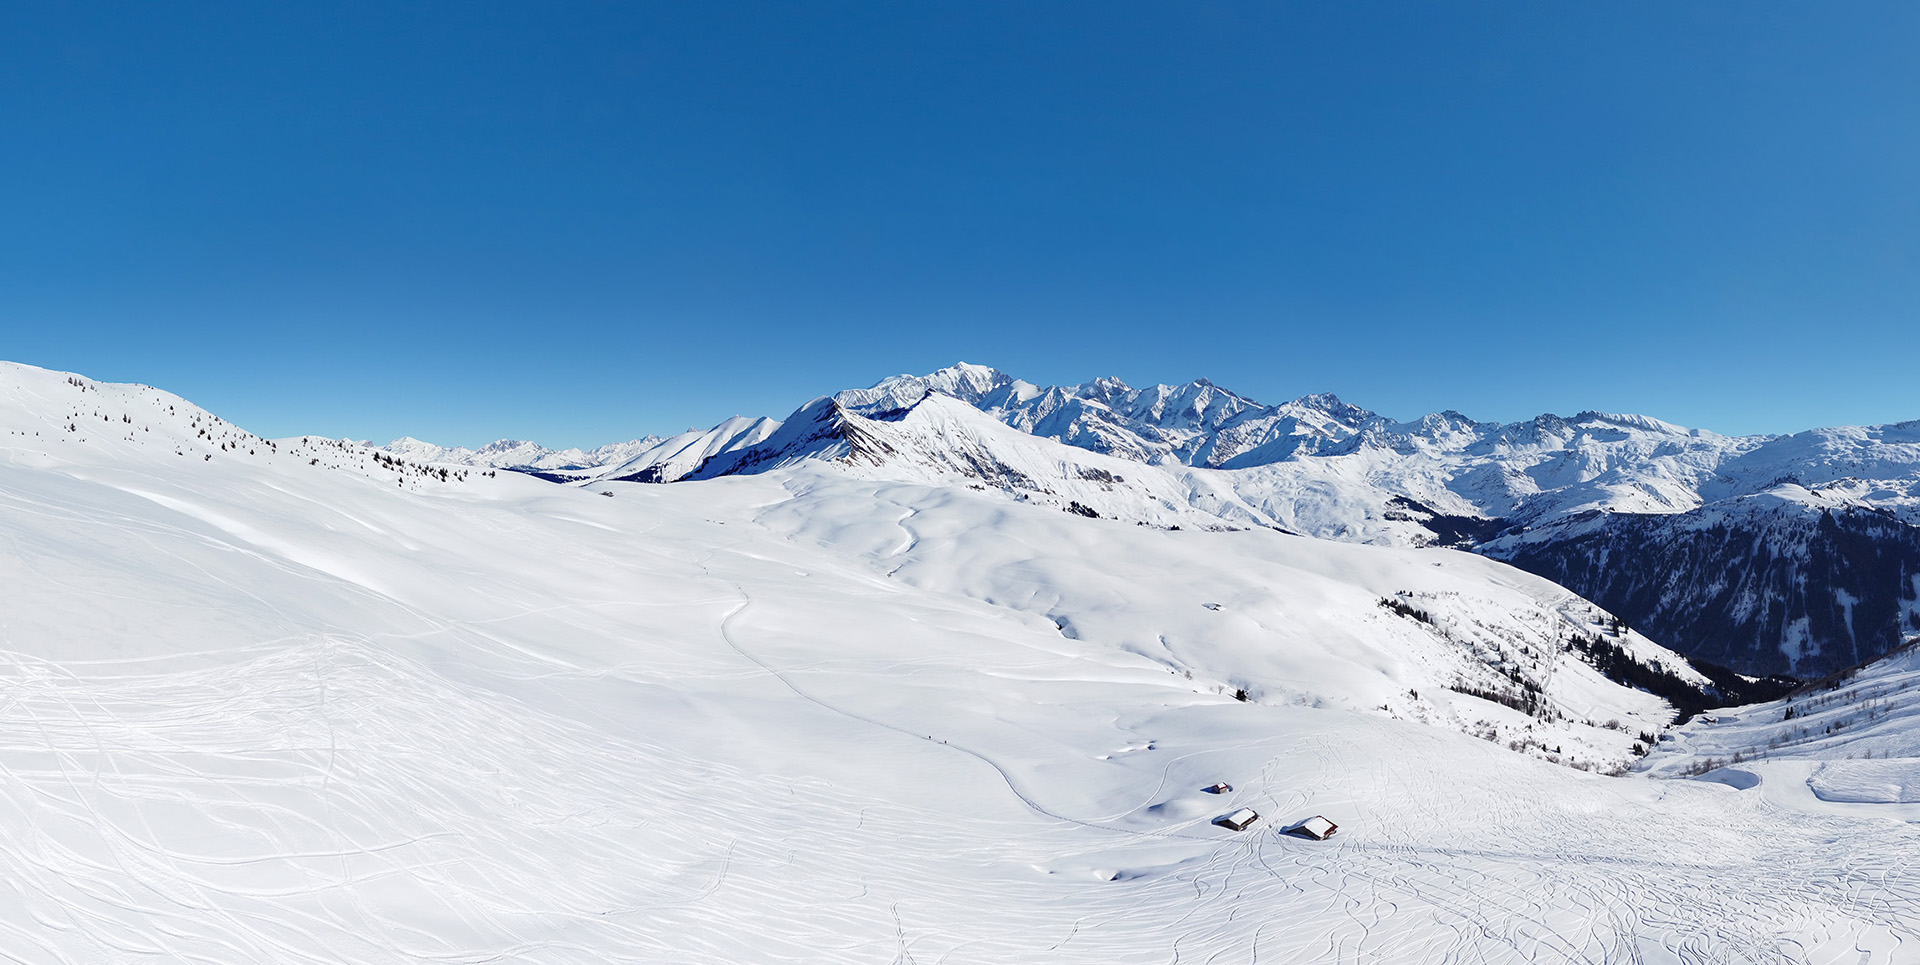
[{"left": 4, "top": 358, "right": 1920, "bottom": 963}]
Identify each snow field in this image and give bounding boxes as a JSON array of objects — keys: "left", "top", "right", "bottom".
[{"left": 12, "top": 636, "right": 1920, "bottom": 964}]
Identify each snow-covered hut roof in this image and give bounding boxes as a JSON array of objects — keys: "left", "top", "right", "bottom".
[{"left": 1291, "top": 815, "right": 1338, "bottom": 840}]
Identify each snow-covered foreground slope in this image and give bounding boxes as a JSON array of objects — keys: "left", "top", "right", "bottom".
[{"left": 6, "top": 362, "right": 1920, "bottom": 962}]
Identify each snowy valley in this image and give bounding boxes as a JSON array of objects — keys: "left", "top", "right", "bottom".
[{"left": 6, "top": 360, "right": 1920, "bottom": 963}]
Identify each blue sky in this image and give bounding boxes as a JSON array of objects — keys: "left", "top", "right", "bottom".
[{"left": 4, "top": 2, "right": 1916, "bottom": 446}]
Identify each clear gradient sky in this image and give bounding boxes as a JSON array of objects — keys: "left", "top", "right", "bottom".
[{"left": 4, "top": 2, "right": 1917, "bottom": 447}]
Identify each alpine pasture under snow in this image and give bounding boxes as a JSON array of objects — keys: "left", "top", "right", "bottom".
[{"left": 5, "top": 361, "right": 1920, "bottom": 964}]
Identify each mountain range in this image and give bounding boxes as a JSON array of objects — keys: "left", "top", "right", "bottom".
[
  {"left": 403, "top": 363, "right": 1920, "bottom": 678},
  {"left": 378, "top": 434, "right": 665, "bottom": 474}
]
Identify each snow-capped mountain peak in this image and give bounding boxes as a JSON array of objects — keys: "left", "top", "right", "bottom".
[
  {"left": 1569, "top": 410, "right": 1700, "bottom": 437},
  {"left": 833, "top": 362, "right": 1017, "bottom": 416}
]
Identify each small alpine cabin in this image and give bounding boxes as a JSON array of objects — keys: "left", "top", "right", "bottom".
[
  {"left": 1202, "top": 782, "right": 1232, "bottom": 794},
  {"left": 1214, "top": 808, "right": 1259, "bottom": 831},
  {"left": 1288, "top": 815, "right": 1338, "bottom": 840}
]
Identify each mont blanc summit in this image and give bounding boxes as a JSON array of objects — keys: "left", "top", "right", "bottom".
[{"left": 5, "top": 359, "right": 1920, "bottom": 963}]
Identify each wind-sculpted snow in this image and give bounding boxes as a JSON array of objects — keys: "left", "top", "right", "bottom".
[{"left": 7, "top": 360, "right": 1920, "bottom": 962}]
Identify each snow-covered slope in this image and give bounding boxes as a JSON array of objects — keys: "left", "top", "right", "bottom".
[
  {"left": 587, "top": 414, "right": 780, "bottom": 484},
  {"left": 763, "top": 463, "right": 1706, "bottom": 769},
  {"left": 1643, "top": 639, "right": 1920, "bottom": 819},
  {"left": 14, "top": 360, "right": 1920, "bottom": 961}
]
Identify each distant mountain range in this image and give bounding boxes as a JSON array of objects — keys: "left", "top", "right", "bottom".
[
  {"left": 377, "top": 435, "right": 666, "bottom": 475},
  {"left": 392, "top": 363, "right": 1920, "bottom": 678}
]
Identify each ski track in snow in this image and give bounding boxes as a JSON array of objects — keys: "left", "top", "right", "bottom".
[{"left": 7, "top": 633, "right": 1920, "bottom": 963}]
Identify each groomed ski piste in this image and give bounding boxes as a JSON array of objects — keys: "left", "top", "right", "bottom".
[{"left": 3, "top": 361, "right": 1920, "bottom": 964}]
